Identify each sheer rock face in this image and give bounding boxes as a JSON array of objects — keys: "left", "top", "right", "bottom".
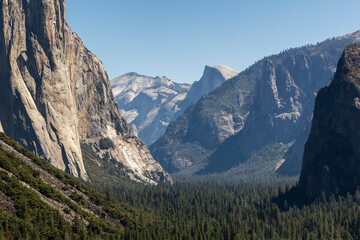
[
  {"left": 0, "top": 0, "right": 171, "bottom": 184},
  {"left": 240, "top": 60, "right": 304, "bottom": 148},
  {"left": 298, "top": 45, "right": 360, "bottom": 200}
]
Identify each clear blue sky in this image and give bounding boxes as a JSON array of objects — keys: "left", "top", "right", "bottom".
[{"left": 66, "top": 0, "right": 360, "bottom": 83}]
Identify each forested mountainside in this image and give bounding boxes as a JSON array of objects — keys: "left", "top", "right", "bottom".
[
  {"left": 111, "top": 66, "right": 237, "bottom": 146},
  {"left": 0, "top": 132, "right": 165, "bottom": 239},
  {"left": 150, "top": 30, "right": 360, "bottom": 177},
  {"left": 0, "top": 0, "right": 171, "bottom": 184}
]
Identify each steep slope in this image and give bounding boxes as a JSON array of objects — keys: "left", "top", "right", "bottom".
[
  {"left": 298, "top": 45, "right": 360, "bottom": 201},
  {"left": 0, "top": 132, "right": 159, "bottom": 239},
  {"left": 111, "top": 65, "right": 237, "bottom": 146},
  {"left": 0, "top": 0, "right": 171, "bottom": 183},
  {"left": 111, "top": 73, "right": 190, "bottom": 145},
  {"left": 150, "top": 30, "right": 360, "bottom": 176}
]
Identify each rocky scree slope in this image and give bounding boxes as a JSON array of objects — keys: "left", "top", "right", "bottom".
[
  {"left": 112, "top": 66, "right": 237, "bottom": 146},
  {"left": 298, "top": 45, "right": 360, "bottom": 201},
  {"left": 150, "top": 31, "right": 360, "bottom": 177},
  {"left": 0, "top": 0, "right": 171, "bottom": 184}
]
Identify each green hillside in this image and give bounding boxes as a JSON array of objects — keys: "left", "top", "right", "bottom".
[{"left": 0, "top": 133, "right": 157, "bottom": 239}]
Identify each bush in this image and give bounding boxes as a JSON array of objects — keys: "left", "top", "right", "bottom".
[{"left": 99, "top": 138, "right": 115, "bottom": 150}]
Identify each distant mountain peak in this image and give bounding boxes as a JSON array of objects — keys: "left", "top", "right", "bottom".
[
  {"left": 111, "top": 73, "right": 191, "bottom": 145},
  {"left": 205, "top": 65, "right": 238, "bottom": 80},
  {"left": 177, "top": 65, "right": 238, "bottom": 110}
]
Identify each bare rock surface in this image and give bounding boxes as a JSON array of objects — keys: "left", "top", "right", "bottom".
[{"left": 0, "top": 0, "right": 171, "bottom": 183}]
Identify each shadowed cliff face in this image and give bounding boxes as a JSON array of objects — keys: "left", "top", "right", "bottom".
[
  {"left": 0, "top": 0, "right": 171, "bottom": 184},
  {"left": 298, "top": 45, "right": 360, "bottom": 201}
]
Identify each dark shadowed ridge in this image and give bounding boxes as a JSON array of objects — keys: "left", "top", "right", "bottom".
[{"left": 297, "top": 44, "right": 360, "bottom": 202}]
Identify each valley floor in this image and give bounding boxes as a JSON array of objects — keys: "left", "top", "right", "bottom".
[{"left": 90, "top": 176, "right": 360, "bottom": 240}]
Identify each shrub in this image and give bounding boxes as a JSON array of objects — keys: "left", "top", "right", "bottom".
[{"left": 99, "top": 138, "right": 115, "bottom": 150}]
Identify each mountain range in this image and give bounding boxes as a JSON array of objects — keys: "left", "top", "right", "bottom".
[
  {"left": 111, "top": 65, "right": 238, "bottom": 146},
  {"left": 150, "top": 30, "right": 360, "bottom": 177},
  {"left": 111, "top": 73, "right": 190, "bottom": 145}
]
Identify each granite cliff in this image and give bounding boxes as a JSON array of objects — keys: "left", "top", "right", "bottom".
[
  {"left": 0, "top": 0, "right": 171, "bottom": 184},
  {"left": 298, "top": 45, "right": 360, "bottom": 200}
]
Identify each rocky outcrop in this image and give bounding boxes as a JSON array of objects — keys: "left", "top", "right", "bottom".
[
  {"left": 298, "top": 45, "right": 360, "bottom": 200},
  {"left": 111, "top": 73, "right": 190, "bottom": 145},
  {"left": 0, "top": 0, "right": 171, "bottom": 184},
  {"left": 151, "top": 31, "right": 360, "bottom": 177}
]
